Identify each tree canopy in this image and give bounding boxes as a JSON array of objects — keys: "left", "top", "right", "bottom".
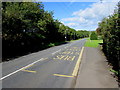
[
  {"left": 90, "top": 31, "right": 98, "bottom": 40},
  {"left": 96, "top": 2, "right": 120, "bottom": 72},
  {"left": 2, "top": 2, "right": 89, "bottom": 60}
]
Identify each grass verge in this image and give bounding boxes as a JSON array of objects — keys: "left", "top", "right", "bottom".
[{"left": 84, "top": 38, "right": 103, "bottom": 48}]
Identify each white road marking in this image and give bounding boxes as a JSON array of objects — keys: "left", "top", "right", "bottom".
[
  {"left": 52, "top": 49, "right": 61, "bottom": 55},
  {"left": 0, "top": 58, "right": 47, "bottom": 80},
  {"left": 64, "top": 46, "right": 68, "bottom": 48},
  {"left": 1, "top": 39, "right": 84, "bottom": 80}
]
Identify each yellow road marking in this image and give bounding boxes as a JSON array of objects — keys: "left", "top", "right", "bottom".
[
  {"left": 64, "top": 56, "right": 69, "bottom": 60},
  {"left": 67, "top": 52, "right": 70, "bottom": 54},
  {"left": 22, "top": 64, "right": 34, "bottom": 70},
  {"left": 71, "top": 52, "right": 73, "bottom": 54},
  {"left": 64, "top": 56, "right": 76, "bottom": 61},
  {"left": 21, "top": 64, "right": 37, "bottom": 73},
  {"left": 75, "top": 52, "right": 79, "bottom": 55},
  {"left": 21, "top": 57, "right": 48, "bottom": 70},
  {"left": 53, "top": 55, "right": 65, "bottom": 60},
  {"left": 21, "top": 57, "right": 48, "bottom": 73},
  {"left": 59, "top": 55, "right": 65, "bottom": 60},
  {"left": 73, "top": 47, "right": 78, "bottom": 48},
  {"left": 62, "top": 51, "right": 72, "bottom": 55},
  {"left": 53, "top": 74, "right": 74, "bottom": 77},
  {"left": 0, "top": 58, "right": 48, "bottom": 80},
  {"left": 68, "top": 56, "right": 76, "bottom": 61},
  {"left": 72, "top": 47, "right": 84, "bottom": 76},
  {"left": 56, "top": 56, "right": 61, "bottom": 59},
  {"left": 62, "top": 52, "right": 68, "bottom": 54},
  {"left": 22, "top": 70, "right": 36, "bottom": 73},
  {"left": 71, "top": 56, "right": 76, "bottom": 61},
  {"left": 53, "top": 55, "right": 76, "bottom": 61}
]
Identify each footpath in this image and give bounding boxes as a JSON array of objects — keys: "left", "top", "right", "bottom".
[{"left": 75, "top": 47, "right": 118, "bottom": 88}]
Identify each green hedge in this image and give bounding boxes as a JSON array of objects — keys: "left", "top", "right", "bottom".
[
  {"left": 90, "top": 31, "right": 98, "bottom": 40},
  {"left": 97, "top": 2, "right": 120, "bottom": 71}
]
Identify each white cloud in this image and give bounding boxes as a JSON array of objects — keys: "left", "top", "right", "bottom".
[
  {"left": 61, "top": 1, "right": 119, "bottom": 31},
  {"left": 65, "top": 23, "right": 79, "bottom": 27},
  {"left": 73, "top": 2, "right": 117, "bottom": 19},
  {"left": 62, "top": 17, "right": 87, "bottom": 23}
]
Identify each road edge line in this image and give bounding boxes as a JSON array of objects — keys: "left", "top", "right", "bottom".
[
  {"left": 0, "top": 58, "right": 46, "bottom": 80},
  {"left": 72, "top": 47, "right": 84, "bottom": 76}
]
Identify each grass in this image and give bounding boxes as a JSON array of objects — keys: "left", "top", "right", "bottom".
[
  {"left": 47, "top": 41, "right": 66, "bottom": 47},
  {"left": 110, "top": 69, "right": 119, "bottom": 75},
  {"left": 84, "top": 38, "right": 103, "bottom": 48}
]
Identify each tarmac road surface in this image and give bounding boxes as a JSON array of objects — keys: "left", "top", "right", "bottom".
[{"left": 1, "top": 39, "right": 86, "bottom": 88}]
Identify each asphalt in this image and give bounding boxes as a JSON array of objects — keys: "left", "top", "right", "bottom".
[
  {"left": 75, "top": 47, "right": 118, "bottom": 88},
  {"left": 1, "top": 39, "right": 86, "bottom": 88}
]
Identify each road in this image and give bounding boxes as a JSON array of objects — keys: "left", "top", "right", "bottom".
[{"left": 1, "top": 39, "right": 86, "bottom": 88}]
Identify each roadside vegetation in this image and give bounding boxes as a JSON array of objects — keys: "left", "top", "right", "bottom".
[
  {"left": 96, "top": 2, "right": 120, "bottom": 82},
  {"left": 85, "top": 31, "right": 103, "bottom": 48},
  {"left": 90, "top": 31, "right": 98, "bottom": 40},
  {"left": 2, "top": 2, "right": 89, "bottom": 61},
  {"left": 84, "top": 38, "right": 103, "bottom": 48}
]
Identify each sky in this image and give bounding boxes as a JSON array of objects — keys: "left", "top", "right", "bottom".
[{"left": 42, "top": 0, "right": 119, "bottom": 31}]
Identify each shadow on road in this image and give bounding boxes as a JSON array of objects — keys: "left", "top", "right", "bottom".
[{"left": 2, "top": 41, "right": 69, "bottom": 62}]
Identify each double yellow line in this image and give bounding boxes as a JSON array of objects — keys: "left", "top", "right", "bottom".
[
  {"left": 54, "top": 47, "right": 84, "bottom": 77},
  {"left": 72, "top": 47, "right": 84, "bottom": 76}
]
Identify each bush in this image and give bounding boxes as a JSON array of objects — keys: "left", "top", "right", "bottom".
[
  {"left": 97, "top": 1, "right": 120, "bottom": 71},
  {"left": 98, "top": 36, "right": 103, "bottom": 40},
  {"left": 90, "top": 32, "right": 98, "bottom": 40},
  {"left": 48, "top": 43, "right": 55, "bottom": 47}
]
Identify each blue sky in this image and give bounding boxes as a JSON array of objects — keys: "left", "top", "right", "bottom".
[
  {"left": 42, "top": 1, "right": 119, "bottom": 31},
  {"left": 43, "top": 2, "right": 93, "bottom": 20}
]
